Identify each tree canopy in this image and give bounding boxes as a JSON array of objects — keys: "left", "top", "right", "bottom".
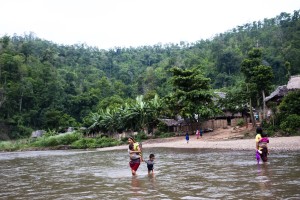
[{"left": 1, "top": 10, "right": 300, "bottom": 138}]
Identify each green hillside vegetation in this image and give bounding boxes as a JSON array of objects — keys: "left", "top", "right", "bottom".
[{"left": 0, "top": 10, "right": 300, "bottom": 145}]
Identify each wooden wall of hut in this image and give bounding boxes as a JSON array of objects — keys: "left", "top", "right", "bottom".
[{"left": 174, "top": 117, "right": 247, "bottom": 134}]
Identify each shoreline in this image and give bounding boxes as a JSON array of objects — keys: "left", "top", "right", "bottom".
[{"left": 97, "top": 135, "right": 300, "bottom": 152}]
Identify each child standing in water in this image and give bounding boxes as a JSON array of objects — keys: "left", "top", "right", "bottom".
[
  {"left": 145, "top": 154, "right": 155, "bottom": 175},
  {"left": 185, "top": 132, "right": 189, "bottom": 143}
]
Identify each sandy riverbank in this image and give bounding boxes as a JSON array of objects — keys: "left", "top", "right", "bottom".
[
  {"left": 98, "top": 136, "right": 300, "bottom": 152},
  {"left": 97, "top": 131, "right": 300, "bottom": 152}
]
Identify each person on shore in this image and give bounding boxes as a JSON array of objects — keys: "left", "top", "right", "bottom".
[
  {"left": 200, "top": 129, "right": 203, "bottom": 138},
  {"left": 196, "top": 129, "right": 200, "bottom": 139},
  {"left": 128, "top": 137, "right": 143, "bottom": 175},
  {"left": 145, "top": 154, "right": 155, "bottom": 175},
  {"left": 185, "top": 132, "right": 189, "bottom": 143}
]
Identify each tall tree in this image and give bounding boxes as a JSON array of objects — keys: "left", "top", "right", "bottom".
[
  {"left": 251, "top": 65, "right": 274, "bottom": 119},
  {"left": 241, "top": 48, "right": 274, "bottom": 124},
  {"left": 241, "top": 48, "right": 261, "bottom": 126},
  {"left": 169, "top": 66, "right": 214, "bottom": 128}
]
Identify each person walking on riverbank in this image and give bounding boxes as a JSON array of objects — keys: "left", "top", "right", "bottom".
[
  {"left": 185, "top": 132, "right": 189, "bottom": 143},
  {"left": 128, "top": 137, "right": 143, "bottom": 176},
  {"left": 196, "top": 129, "right": 200, "bottom": 139}
]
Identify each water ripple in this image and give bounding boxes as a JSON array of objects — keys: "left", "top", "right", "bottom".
[{"left": 0, "top": 148, "right": 299, "bottom": 199}]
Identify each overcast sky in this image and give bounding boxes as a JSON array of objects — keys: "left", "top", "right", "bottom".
[{"left": 1, "top": 0, "right": 300, "bottom": 49}]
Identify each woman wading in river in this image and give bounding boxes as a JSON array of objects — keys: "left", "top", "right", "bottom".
[{"left": 128, "top": 137, "right": 143, "bottom": 176}]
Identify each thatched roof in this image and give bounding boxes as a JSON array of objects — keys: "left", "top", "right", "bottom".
[
  {"left": 265, "top": 85, "right": 288, "bottom": 102},
  {"left": 287, "top": 75, "right": 300, "bottom": 90}
]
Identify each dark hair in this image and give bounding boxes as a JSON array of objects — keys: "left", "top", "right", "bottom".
[
  {"left": 129, "top": 143, "right": 134, "bottom": 150},
  {"left": 256, "top": 127, "right": 263, "bottom": 134},
  {"left": 149, "top": 153, "right": 155, "bottom": 159},
  {"left": 261, "top": 132, "right": 267, "bottom": 137}
]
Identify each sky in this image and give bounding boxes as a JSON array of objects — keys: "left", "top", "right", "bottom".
[{"left": 1, "top": 0, "right": 300, "bottom": 49}]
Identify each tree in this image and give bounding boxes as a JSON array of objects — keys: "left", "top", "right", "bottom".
[
  {"left": 218, "top": 86, "right": 248, "bottom": 115},
  {"left": 279, "top": 90, "right": 300, "bottom": 116},
  {"left": 125, "top": 95, "right": 151, "bottom": 133},
  {"left": 241, "top": 48, "right": 274, "bottom": 124},
  {"left": 251, "top": 65, "right": 274, "bottom": 119},
  {"left": 169, "top": 66, "right": 214, "bottom": 128},
  {"left": 216, "top": 50, "right": 241, "bottom": 75}
]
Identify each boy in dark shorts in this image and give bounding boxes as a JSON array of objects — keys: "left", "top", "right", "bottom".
[{"left": 145, "top": 154, "right": 155, "bottom": 175}]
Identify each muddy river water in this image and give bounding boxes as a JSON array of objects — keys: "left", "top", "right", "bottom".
[{"left": 0, "top": 148, "right": 299, "bottom": 199}]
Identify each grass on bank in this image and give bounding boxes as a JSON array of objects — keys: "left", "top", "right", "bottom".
[
  {"left": 0, "top": 130, "right": 177, "bottom": 152},
  {"left": 0, "top": 131, "right": 123, "bottom": 151}
]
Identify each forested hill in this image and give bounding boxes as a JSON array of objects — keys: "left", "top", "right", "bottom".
[{"left": 0, "top": 10, "right": 299, "bottom": 138}]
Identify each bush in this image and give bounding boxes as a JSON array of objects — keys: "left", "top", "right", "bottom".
[
  {"left": 121, "top": 136, "right": 129, "bottom": 143},
  {"left": 32, "top": 132, "right": 83, "bottom": 147},
  {"left": 279, "top": 90, "right": 300, "bottom": 116},
  {"left": 71, "top": 137, "right": 121, "bottom": 149},
  {"left": 157, "top": 122, "right": 168, "bottom": 132},
  {"left": 260, "top": 121, "right": 277, "bottom": 136},
  {"left": 93, "top": 137, "right": 121, "bottom": 148},
  {"left": 135, "top": 132, "right": 148, "bottom": 141},
  {"left": 71, "top": 138, "right": 92, "bottom": 149},
  {"left": 33, "top": 136, "right": 59, "bottom": 147},
  {"left": 0, "top": 138, "right": 34, "bottom": 151},
  {"left": 16, "top": 125, "right": 33, "bottom": 138},
  {"left": 280, "top": 114, "right": 300, "bottom": 135},
  {"left": 43, "top": 129, "right": 58, "bottom": 137},
  {"left": 56, "top": 132, "right": 83, "bottom": 145},
  {"left": 0, "top": 141, "right": 21, "bottom": 151},
  {"left": 236, "top": 119, "right": 245, "bottom": 126}
]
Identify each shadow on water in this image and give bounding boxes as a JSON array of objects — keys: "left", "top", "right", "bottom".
[{"left": 0, "top": 148, "right": 299, "bottom": 199}]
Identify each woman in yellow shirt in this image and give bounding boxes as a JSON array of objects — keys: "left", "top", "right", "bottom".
[{"left": 255, "top": 127, "right": 269, "bottom": 162}]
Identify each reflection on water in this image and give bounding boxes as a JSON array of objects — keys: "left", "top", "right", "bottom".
[{"left": 0, "top": 148, "right": 300, "bottom": 199}]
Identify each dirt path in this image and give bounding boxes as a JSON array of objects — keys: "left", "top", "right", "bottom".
[{"left": 98, "top": 126, "right": 300, "bottom": 152}]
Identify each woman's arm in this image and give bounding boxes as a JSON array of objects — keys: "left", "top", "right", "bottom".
[
  {"left": 129, "top": 150, "right": 141, "bottom": 153},
  {"left": 136, "top": 146, "right": 144, "bottom": 161}
]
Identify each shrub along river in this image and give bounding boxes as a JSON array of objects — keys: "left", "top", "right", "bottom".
[{"left": 0, "top": 148, "right": 299, "bottom": 199}]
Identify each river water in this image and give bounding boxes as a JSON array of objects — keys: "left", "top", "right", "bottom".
[{"left": 0, "top": 148, "right": 299, "bottom": 200}]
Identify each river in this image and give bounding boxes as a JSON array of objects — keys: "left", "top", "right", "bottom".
[{"left": 0, "top": 148, "right": 299, "bottom": 199}]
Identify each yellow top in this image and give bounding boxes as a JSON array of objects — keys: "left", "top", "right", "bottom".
[
  {"left": 134, "top": 142, "right": 142, "bottom": 157},
  {"left": 133, "top": 143, "right": 140, "bottom": 151},
  {"left": 255, "top": 134, "right": 262, "bottom": 150}
]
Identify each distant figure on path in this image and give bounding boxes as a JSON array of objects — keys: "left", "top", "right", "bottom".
[
  {"left": 196, "top": 129, "right": 200, "bottom": 139},
  {"left": 185, "top": 132, "right": 189, "bottom": 143},
  {"left": 200, "top": 129, "right": 203, "bottom": 138}
]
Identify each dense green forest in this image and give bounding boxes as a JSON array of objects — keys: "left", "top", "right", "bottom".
[{"left": 1, "top": 10, "right": 300, "bottom": 139}]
